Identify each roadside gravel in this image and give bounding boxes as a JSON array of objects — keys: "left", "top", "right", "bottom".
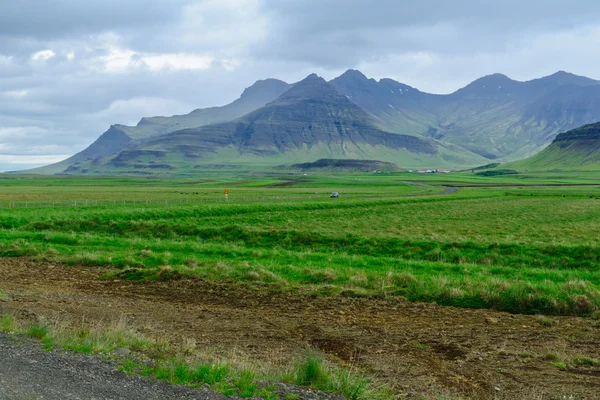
[{"left": 0, "top": 331, "right": 226, "bottom": 400}]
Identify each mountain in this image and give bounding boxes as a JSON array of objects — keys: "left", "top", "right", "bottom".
[
  {"left": 22, "top": 69, "right": 600, "bottom": 176},
  {"left": 25, "top": 78, "right": 291, "bottom": 174},
  {"left": 64, "top": 74, "right": 485, "bottom": 175},
  {"left": 504, "top": 122, "right": 600, "bottom": 171},
  {"left": 330, "top": 70, "right": 600, "bottom": 161}
]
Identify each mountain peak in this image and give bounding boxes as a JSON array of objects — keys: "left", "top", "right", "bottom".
[
  {"left": 549, "top": 70, "right": 579, "bottom": 79},
  {"left": 277, "top": 73, "right": 345, "bottom": 103},
  {"left": 477, "top": 73, "right": 514, "bottom": 83},
  {"left": 239, "top": 78, "right": 290, "bottom": 99},
  {"left": 339, "top": 69, "right": 368, "bottom": 80},
  {"left": 528, "top": 71, "right": 598, "bottom": 88},
  {"left": 301, "top": 73, "right": 323, "bottom": 82},
  {"left": 454, "top": 73, "right": 519, "bottom": 97}
]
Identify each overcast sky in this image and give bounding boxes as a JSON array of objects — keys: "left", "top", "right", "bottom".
[{"left": 2, "top": 0, "right": 600, "bottom": 171}]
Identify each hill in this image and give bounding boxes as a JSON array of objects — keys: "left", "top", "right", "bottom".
[
  {"left": 504, "top": 122, "right": 600, "bottom": 171},
  {"left": 63, "top": 74, "right": 486, "bottom": 175},
  {"left": 24, "top": 79, "right": 291, "bottom": 174}
]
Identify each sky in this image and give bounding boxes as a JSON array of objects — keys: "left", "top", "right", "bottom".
[{"left": 2, "top": 0, "right": 600, "bottom": 171}]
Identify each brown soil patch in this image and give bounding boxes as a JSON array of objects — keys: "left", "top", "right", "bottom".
[{"left": 1, "top": 258, "right": 600, "bottom": 399}]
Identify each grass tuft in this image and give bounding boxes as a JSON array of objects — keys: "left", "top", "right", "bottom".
[
  {"left": 571, "top": 357, "right": 600, "bottom": 367},
  {"left": 535, "top": 315, "right": 558, "bottom": 327},
  {"left": 292, "top": 353, "right": 390, "bottom": 400},
  {"left": 26, "top": 324, "right": 49, "bottom": 340},
  {"left": 1, "top": 315, "right": 16, "bottom": 331},
  {"left": 552, "top": 361, "right": 567, "bottom": 370},
  {"left": 294, "top": 354, "right": 330, "bottom": 387}
]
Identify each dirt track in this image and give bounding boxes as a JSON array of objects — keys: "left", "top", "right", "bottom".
[{"left": 1, "top": 258, "right": 600, "bottom": 399}]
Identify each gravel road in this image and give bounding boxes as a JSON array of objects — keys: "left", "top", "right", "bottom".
[{"left": 0, "top": 332, "right": 225, "bottom": 400}]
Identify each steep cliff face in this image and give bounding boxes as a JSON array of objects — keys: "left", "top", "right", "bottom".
[{"left": 553, "top": 122, "right": 600, "bottom": 143}]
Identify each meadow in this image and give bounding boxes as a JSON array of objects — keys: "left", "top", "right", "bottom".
[{"left": 1, "top": 171, "right": 600, "bottom": 317}]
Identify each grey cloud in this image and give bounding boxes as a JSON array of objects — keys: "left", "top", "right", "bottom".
[
  {"left": 263, "top": 0, "right": 600, "bottom": 32},
  {"left": 2, "top": 0, "right": 600, "bottom": 170},
  {"left": 257, "top": 0, "right": 600, "bottom": 67},
  {"left": 1, "top": 0, "right": 191, "bottom": 40}
]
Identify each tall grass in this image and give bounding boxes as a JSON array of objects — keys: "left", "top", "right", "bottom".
[{"left": 1, "top": 179, "right": 600, "bottom": 316}]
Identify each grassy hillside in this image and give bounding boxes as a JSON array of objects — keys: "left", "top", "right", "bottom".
[{"left": 505, "top": 122, "right": 600, "bottom": 171}]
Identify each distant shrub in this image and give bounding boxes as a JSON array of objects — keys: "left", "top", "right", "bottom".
[
  {"left": 475, "top": 169, "right": 519, "bottom": 176},
  {"left": 470, "top": 163, "right": 500, "bottom": 171}
]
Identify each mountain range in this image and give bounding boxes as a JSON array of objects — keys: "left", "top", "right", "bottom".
[
  {"left": 330, "top": 70, "right": 600, "bottom": 160},
  {"left": 22, "top": 69, "right": 600, "bottom": 175}
]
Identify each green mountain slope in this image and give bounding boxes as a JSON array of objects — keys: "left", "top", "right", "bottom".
[
  {"left": 330, "top": 70, "right": 600, "bottom": 161},
  {"left": 68, "top": 75, "right": 486, "bottom": 175},
  {"left": 23, "top": 79, "right": 291, "bottom": 174},
  {"left": 505, "top": 122, "right": 600, "bottom": 171}
]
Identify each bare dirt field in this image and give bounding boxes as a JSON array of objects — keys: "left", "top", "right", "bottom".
[{"left": 1, "top": 258, "right": 600, "bottom": 399}]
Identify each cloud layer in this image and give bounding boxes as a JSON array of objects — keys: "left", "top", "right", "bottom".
[{"left": 2, "top": 0, "right": 600, "bottom": 170}]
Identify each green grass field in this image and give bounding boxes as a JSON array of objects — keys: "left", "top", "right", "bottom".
[{"left": 2, "top": 171, "right": 600, "bottom": 317}]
